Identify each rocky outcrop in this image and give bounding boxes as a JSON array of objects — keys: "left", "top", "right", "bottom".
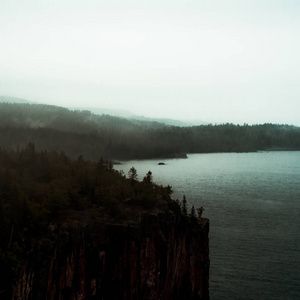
[{"left": 12, "top": 213, "right": 209, "bottom": 300}]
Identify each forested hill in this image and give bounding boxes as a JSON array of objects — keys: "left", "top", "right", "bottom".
[{"left": 1, "top": 102, "right": 300, "bottom": 160}]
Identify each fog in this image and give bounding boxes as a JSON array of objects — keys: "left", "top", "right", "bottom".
[{"left": 1, "top": 0, "right": 300, "bottom": 125}]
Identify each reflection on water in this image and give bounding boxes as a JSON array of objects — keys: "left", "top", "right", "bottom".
[{"left": 115, "top": 152, "right": 300, "bottom": 299}]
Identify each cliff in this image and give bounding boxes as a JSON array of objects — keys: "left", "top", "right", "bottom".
[
  {"left": 12, "top": 212, "right": 209, "bottom": 300},
  {"left": 0, "top": 147, "right": 209, "bottom": 299}
]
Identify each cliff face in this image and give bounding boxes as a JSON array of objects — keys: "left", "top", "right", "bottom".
[{"left": 12, "top": 212, "right": 209, "bottom": 300}]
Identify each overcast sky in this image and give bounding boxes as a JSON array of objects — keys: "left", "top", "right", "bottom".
[{"left": 1, "top": 0, "right": 300, "bottom": 125}]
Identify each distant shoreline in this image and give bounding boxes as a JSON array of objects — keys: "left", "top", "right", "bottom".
[{"left": 263, "top": 147, "right": 300, "bottom": 151}]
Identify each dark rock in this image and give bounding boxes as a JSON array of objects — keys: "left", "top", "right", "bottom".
[{"left": 12, "top": 213, "right": 209, "bottom": 300}]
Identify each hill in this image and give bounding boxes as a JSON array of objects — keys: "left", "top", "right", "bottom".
[
  {"left": 0, "top": 96, "right": 206, "bottom": 127},
  {"left": 0, "top": 95, "right": 36, "bottom": 104},
  {"left": 0, "top": 102, "right": 299, "bottom": 160}
]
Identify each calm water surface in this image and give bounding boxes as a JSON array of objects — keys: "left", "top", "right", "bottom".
[{"left": 115, "top": 152, "right": 300, "bottom": 300}]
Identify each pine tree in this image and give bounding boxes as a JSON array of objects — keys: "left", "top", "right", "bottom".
[
  {"left": 190, "top": 205, "right": 196, "bottom": 218},
  {"left": 143, "top": 170, "right": 153, "bottom": 184},
  {"left": 128, "top": 166, "right": 138, "bottom": 182},
  {"left": 182, "top": 195, "right": 187, "bottom": 216},
  {"left": 197, "top": 206, "right": 204, "bottom": 219}
]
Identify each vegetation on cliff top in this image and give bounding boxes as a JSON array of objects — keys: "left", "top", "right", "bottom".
[
  {"left": 1, "top": 103, "right": 300, "bottom": 160},
  {"left": 0, "top": 144, "right": 201, "bottom": 298}
]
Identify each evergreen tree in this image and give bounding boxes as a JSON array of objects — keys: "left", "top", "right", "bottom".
[
  {"left": 143, "top": 171, "right": 153, "bottom": 184},
  {"left": 190, "top": 205, "right": 196, "bottom": 219},
  {"left": 182, "top": 195, "right": 187, "bottom": 216},
  {"left": 128, "top": 166, "right": 138, "bottom": 182},
  {"left": 197, "top": 206, "right": 204, "bottom": 218}
]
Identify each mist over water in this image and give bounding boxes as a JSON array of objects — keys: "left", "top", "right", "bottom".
[{"left": 115, "top": 151, "right": 300, "bottom": 299}]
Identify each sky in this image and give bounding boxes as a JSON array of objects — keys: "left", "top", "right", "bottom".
[{"left": 1, "top": 0, "right": 300, "bottom": 125}]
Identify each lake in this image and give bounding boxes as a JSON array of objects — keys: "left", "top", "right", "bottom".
[{"left": 114, "top": 151, "right": 300, "bottom": 300}]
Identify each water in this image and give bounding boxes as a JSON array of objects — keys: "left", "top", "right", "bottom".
[{"left": 114, "top": 151, "right": 300, "bottom": 299}]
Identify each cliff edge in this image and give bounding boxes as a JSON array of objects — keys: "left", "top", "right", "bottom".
[
  {"left": 0, "top": 147, "right": 209, "bottom": 300},
  {"left": 12, "top": 213, "right": 209, "bottom": 300}
]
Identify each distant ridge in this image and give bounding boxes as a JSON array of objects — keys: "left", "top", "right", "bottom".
[
  {"left": 129, "top": 115, "right": 208, "bottom": 127},
  {"left": 70, "top": 106, "right": 136, "bottom": 119},
  {"left": 0, "top": 95, "right": 36, "bottom": 104},
  {"left": 0, "top": 101, "right": 299, "bottom": 161},
  {"left": 71, "top": 106, "right": 208, "bottom": 127},
  {"left": 0, "top": 96, "right": 208, "bottom": 127}
]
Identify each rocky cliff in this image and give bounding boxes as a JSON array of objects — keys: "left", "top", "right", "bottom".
[{"left": 12, "top": 212, "right": 209, "bottom": 300}]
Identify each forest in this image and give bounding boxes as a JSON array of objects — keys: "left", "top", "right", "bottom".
[
  {"left": 0, "top": 144, "right": 187, "bottom": 297},
  {"left": 0, "top": 103, "right": 299, "bottom": 160}
]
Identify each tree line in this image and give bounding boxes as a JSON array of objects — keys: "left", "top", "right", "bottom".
[{"left": 0, "top": 103, "right": 299, "bottom": 160}]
